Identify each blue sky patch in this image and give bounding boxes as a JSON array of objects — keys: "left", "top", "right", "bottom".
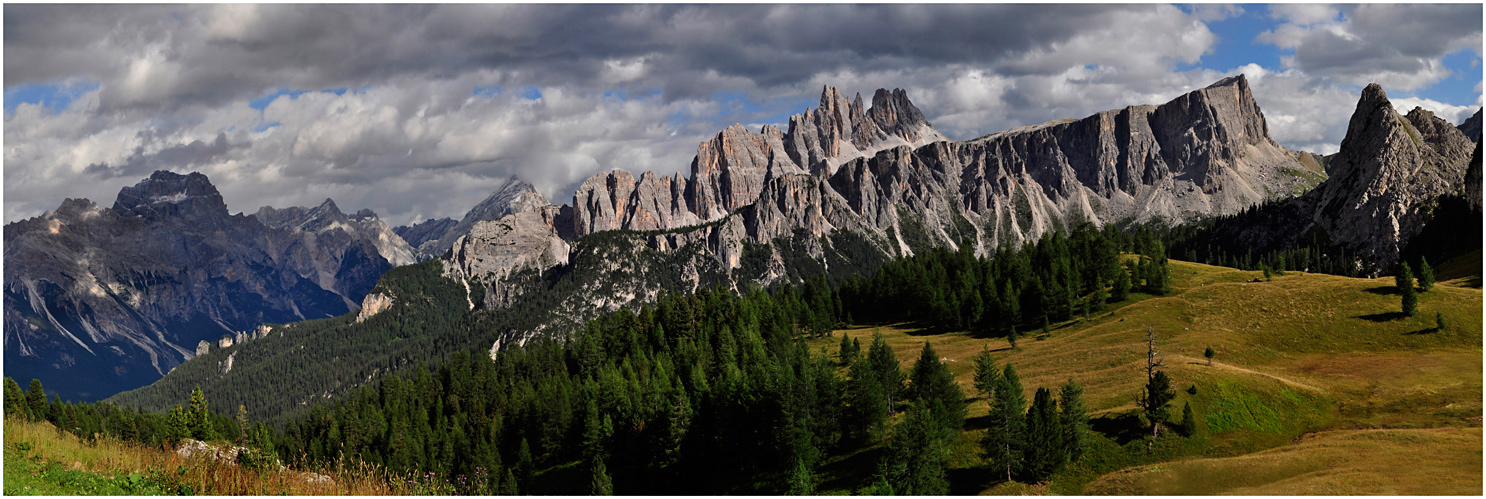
[
  {"left": 4, "top": 80, "right": 99, "bottom": 115},
  {"left": 521, "top": 86, "right": 543, "bottom": 100},
  {"left": 473, "top": 85, "right": 502, "bottom": 98}
]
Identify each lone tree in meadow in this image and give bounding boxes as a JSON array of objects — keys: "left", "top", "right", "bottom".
[
  {"left": 1397, "top": 263, "right": 1418, "bottom": 317},
  {"left": 1139, "top": 326, "right": 1175, "bottom": 436},
  {"left": 1418, "top": 257, "right": 1435, "bottom": 292},
  {"left": 1203, "top": 346, "right": 1215, "bottom": 366}
]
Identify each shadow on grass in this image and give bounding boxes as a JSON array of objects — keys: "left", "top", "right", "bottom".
[
  {"left": 1089, "top": 411, "right": 1147, "bottom": 446},
  {"left": 815, "top": 444, "right": 886, "bottom": 494},
  {"left": 947, "top": 465, "right": 995, "bottom": 495},
  {"left": 1362, "top": 286, "right": 1400, "bottom": 295},
  {"left": 1403, "top": 327, "right": 1441, "bottom": 336},
  {"left": 1354, "top": 311, "right": 1406, "bottom": 322}
]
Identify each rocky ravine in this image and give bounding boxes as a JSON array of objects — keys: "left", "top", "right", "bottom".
[
  {"left": 417, "top": 75, "right": 1324, "bottom": 349},
  {"left": 3, "top": 171, "right": 417, "bottom": 401}
]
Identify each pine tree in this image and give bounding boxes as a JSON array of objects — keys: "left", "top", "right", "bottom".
[
  {"left": 1395, "top": 262, "right": 1415, "bottom": 293},
  {"left": 168, "top": 405, "right": 190, "bottom": 443},
  {"left": 1111, "top": 265, "right": 1132, "bottom": 302},
  {"left": 188, "top": 386, "right": 216, "bottom": 441},
  {"left": 26, "top": 379, "right": 45, "bottom": 418},
  {"left": 1418, "top": 257, "right": 1435, "bottom": 292},
  {"left": 839, "top": 333, "right": 858, "bottom": 366},
  {"left": 1022, "top": 387, "right": 1066, "bottom": 482},
  {"left": 787, "top": 457, "right": 815, "bottom": 495},
  {"left": 1090, "top": 277, "right": 1108, "bottom": 313},
  {"left": 907, "top": 342, "right": 966, "bottom": 429},
  {"left": 1204, "top": 346, "right": 1215, "bottom": 366},
  {"left": 3, "top": 378, "right": 26, "bottom": 420},
  {"left": 1058, "top": 379, "right": 1087, "bottom": 462},
  {"left": 866, "top": 331, "right": 904, "bottom": 414},
  {"left": 972, "top": 345, "right": 999, "bottom": 399},
  {"left": 1140, "top": 327, "right": 1175, "bottom": 436},
  {"left": 982, "top": 364, "right": 1026, "bottom": 483},
  {"left": 1402, "top": 280, "right": 1419, "bottom": 317},
  {"left": 589, "top": 457, "right": 614, "bottom": 495},
  {"left": 1177, "top": 402, "right": 1197, "bottom": 437},
  {"left": 1436, "top": 311, "right": 1447, "bottom": 331}
]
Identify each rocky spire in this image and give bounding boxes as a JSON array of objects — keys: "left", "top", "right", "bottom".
[{"left": 1311, "top": 83, "right": 1476, "bottom": 267}]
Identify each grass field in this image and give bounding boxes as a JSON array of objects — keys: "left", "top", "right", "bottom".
[
  {"left": 809, "top": 258, "right": 1482, "bottom": 494},
  {"left": 1, "top": 416, "right": 441, "bottom": 495}
]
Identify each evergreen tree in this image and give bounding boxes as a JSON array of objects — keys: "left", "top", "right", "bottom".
[
  {"left": 1142, "top": 371, "right": 1175, "bottom": 435},
  {"left": 1177, "top": 402, "right": 1197, "bottom": 437},
  {"left": 1111, "top": 265, "right": 1132, "bottom": 302},
  {"left": 1007, "top": 326, "right": 1020, "bottom": 350},
  {"left": 1022, "top": 387, "right": 1066, "bottom": 482},
  {"left": 844, "top": 359, "right": 888, "bottom": 442},
  {"left": 26, "top": 379, "right": 45, "bottom": 418},
  {"left": 1395, "top": 262, "right": 1415, "bottom": 293},
  {"left": 1204, "top": 346, "right": 1215, "bottom": 366},
  {"left": 907, "top": 342, "right": 966, "bottom": 429},
  {"left": 838, "top": 333, "right": 858, "bottom": 366},
  {"left": 787, "top": 457, "right": 815, "bottom": 495},
  {"left": 589, "top": 457, "right": 614, "bottom": 495},
  {"left": 187, "top": 386, "right": 216, "bottom": 441},
  {"left": 866, "top": 332, "right": 904, "bottom": 414},
  {"left": 982, "top": 364, "right": 1026, "bottom": 483},
  {"left": 1402, "top": 279, "right": 1419, "bottom": 317},
  {"left": 886, "top": 401, "right": 952, "bottom": 495},
  {"left": 1436, "top": 311, "right": 1447, "bottom": 331},
  {"left": 1090, "top": 277, "right": 1108, "bottom": 312},
  {"left": 1058, "top": 379, "right": 1087, "bottom": 462},
  {"left": 3, "top": 378, "right": 26, "bottom": 419},
  {"left": 1418, "top": 258, "right": 1434, "bottom": 292},
  {"left": 971, "top": 345, "right": 999, "bottom": 399},
  {"left": 167, "top": 405, "right": 190, "bottom": 442}
]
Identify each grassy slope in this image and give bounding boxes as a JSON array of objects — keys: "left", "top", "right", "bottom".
[
  {"left": 1, "top": 417, "right": 418, "bottom": 495},
  {"left": 809, "top": 259, "right": 1482, "bottom": 495}
]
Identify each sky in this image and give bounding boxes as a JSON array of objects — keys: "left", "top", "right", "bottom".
[{"left": 4, "top": 4, "right": 1483, "bottom": 227}]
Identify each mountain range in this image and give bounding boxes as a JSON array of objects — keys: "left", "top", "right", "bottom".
[
  {"left": 3, "top": 172, "right": 417, "bottom": 401},
  {"left": 12, "top": 75, "right": 1481, "bottom": 406}
]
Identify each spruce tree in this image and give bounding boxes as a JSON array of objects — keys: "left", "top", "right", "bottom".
[
  {"left": 1418, "top": 257, "right": 1434, "bottom": 292},
  {"left": 1111, "top": 266, "right": 1132, "bottom": 302},
  {"left": 1022, "top": 387, "right": 1066, "bottom": 482},
  {"left": 1142, "top": 371, "right": 1175, "bottom": 435},
  {"left": 1059, "top": 379, "right": 1088, "bottom": 462},
  {"left": 972, "top": 345, "right": 999, "bottom": 399},
  {"left": 1091, "top": 277, "right": 1109, "bottom": 312},
  {"left": 982, "top": 364, "right": 1026, "bottom": 482},
  {"left": 26, "top": 379, "right": 45, "bottom": 418},
  {"left": 1436, "top": 311, "right": 1446, "bottom": 331},
  {"left": 1395, "top": 262, "right": 1415, "bottom": 293},
  {"left": 188, "top": 386, "right": 216, "bottom": 441},
  {"left": 1402, "top": 280, "right": 1419, "bottom": 317},
  {"left": 866, "top": 332, "right": 904, "bottom": 414},
  {"left": 589, "top": 457, "right": 614, "bottom": 495},
  {"left": 787, "top": 457, "right": 815, "bottom": 495},
  {"left": 907, "top": 342, "right": 966, "bottom": 429},
  {"left": 3, "top": 378, "right": 25, "bottom": 420},
  {"left": 1177, "top": 402, "right": 1197, "bottom": 437},
  {"left": 839, "top": 333, "right": 858, "bottom": 366},
  {"left": 1204, "top": 346, "right": 1215, "bottom": 366}
]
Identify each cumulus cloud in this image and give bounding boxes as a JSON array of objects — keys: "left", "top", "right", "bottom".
[
  {"left": 1258, "top": 3, "right": 1482, "bottom": 91},
  {"left": 4, "top": 4, "right": 1481, "bottom": 226}
]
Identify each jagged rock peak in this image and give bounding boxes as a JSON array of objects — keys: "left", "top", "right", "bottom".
[
  {"left": 111, "top": 171, "right": 229, "bottom": 220},
  {"left": 1459, "top": 108, "right": 1482, "bottom": 142}
]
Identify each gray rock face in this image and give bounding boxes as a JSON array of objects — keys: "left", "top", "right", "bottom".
[
  {"left": 393, "top": 217, "right": 456, "bottom": 251},
  {"left": 443, "top": 206, "right": 570, "bottom": 308},
  {"left": 1306, "top": 84, "right": 1476, "bottom": 268},
  {"left": 1459, "top": 108, "right": 1482, "bottom": 143},
  {"left": 3, "top": 170, "right": 413, "bottom": 401},
  {"left": 448, "top": 75, "right": 1320, "bottom": 351},
  {"left": 397, "top": 176, "right": 552, "bottom": 258},
  {"left": 1467, "top": 141, "right": 1483, "bottom": 210}
]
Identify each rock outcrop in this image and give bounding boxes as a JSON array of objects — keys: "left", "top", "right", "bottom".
[
  {"left": 1306, "top": 85, "right": 1476, "bottom": 267},
  {"left": 443, "top": 206, "right": 571, "bottom": 308},
  {"left": 395, "top": 176, "right": 554, "bottom": 258},
  {"left": 4, "top": 171, "right": 416, "bottom": 401}
]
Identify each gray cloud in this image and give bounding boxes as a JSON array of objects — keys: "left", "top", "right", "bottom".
[{"left": 1259, "top": 3, "right": 1482, "bottom": 90}]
